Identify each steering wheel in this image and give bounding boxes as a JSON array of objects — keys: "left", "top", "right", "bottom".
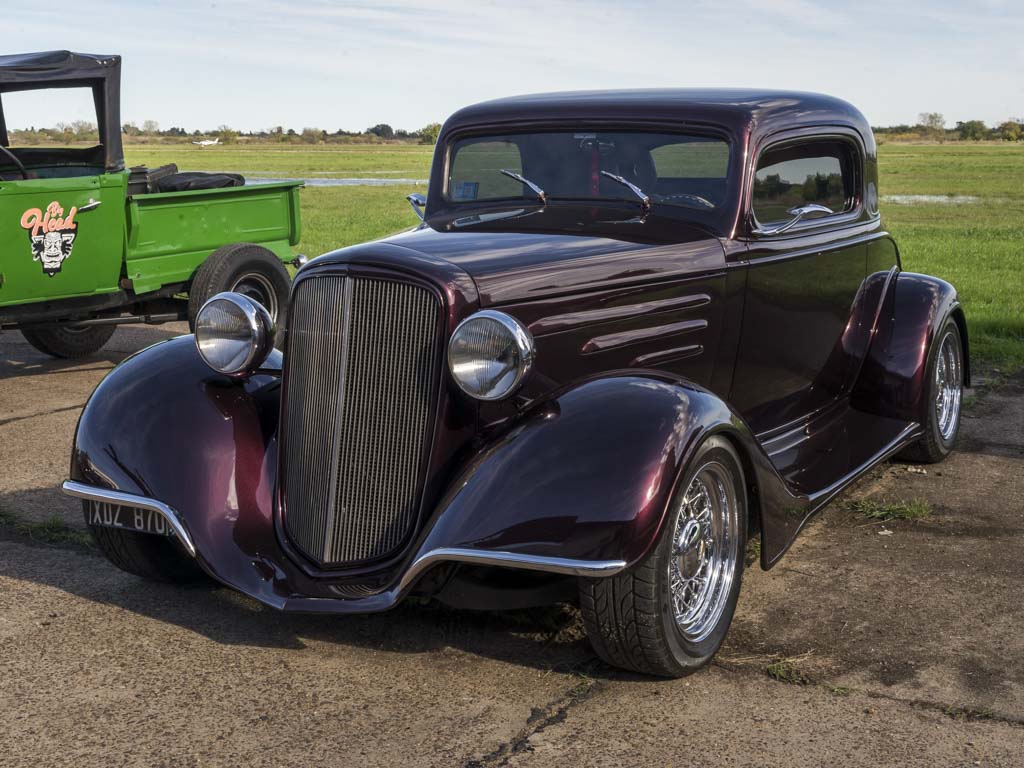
[{"left": 0, "top": 145, "right": 29, "bottom": 180}]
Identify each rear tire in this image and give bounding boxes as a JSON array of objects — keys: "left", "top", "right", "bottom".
[
  {"left": 579, "top": 436, "right": 747, "bottom": 677},
  {"left": 84, "top": 502, "right": 208, "bottom": 584},
  {"left": 20, "top": 324, "right": 117, "bottom": 359},
  {"left": 897, "top": 318, "right": 964, "bottom": 463},
  {"left": 187, "top": 243, "right": 290, "bottom": 336}
]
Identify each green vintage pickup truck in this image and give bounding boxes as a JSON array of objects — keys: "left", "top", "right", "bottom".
[{"left": 0, "top": 51, "right": 302, "bottom": 357}]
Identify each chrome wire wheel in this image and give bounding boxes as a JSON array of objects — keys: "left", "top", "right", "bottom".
[
  {"left": 231, "top": 271, "right": 279, "bottom": 321},
  {"left": 935, "top": 329, "right": 963, "bottom": 441},
  {"left": 668, "top": 460, "right": 740, "bottom": 644}
]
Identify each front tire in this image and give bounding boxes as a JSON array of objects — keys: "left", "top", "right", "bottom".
[
  {"left": 84, "top": 501, "right": 208, "bottom": 584},
  {"left": 20, "top": 324, "right": 117, "bottom": 359},
  {"left": 580, "top": 436, "right": 747, "bottom": 677},
  {"left": 898, "top": 318, "right": 964, "bottom": 463}
]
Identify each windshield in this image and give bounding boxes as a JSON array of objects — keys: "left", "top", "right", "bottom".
[{"left": 446, "top": 130, "right": 731, "bottom": 225}]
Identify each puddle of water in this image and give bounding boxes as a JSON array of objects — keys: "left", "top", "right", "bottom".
[
  {"left": 881, "top": 194, "right": 981, "bottom": 205},
  {"left": 199, "top": 170, "right": 427, "bottom": 186},
  {"left": 309, "top": 170, "right": 412, "bottom": 176},
  {"left": 247, "top": 177, "right": 427, "bottom": 187}
]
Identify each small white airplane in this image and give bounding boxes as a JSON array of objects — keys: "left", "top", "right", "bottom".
[{"left": 192, "top": 138, "right": 220, "bottom": 147}]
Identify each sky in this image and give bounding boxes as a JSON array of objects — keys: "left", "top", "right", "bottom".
[{"left": 3, "top": 0, "right": 1022, "bottom": 132}]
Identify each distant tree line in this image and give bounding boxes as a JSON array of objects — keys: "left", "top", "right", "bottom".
[
  {"left": 873, "top": 113, "right": 1023, "bottom": 142},
  {"left": 7, "top": 119, "right": 444, "bottom": 146},
  {"left": 10, "top": 115, "right": 1022, "bottom": 146}
]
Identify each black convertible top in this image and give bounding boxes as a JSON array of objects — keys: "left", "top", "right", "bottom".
[{"left": 0, "top": 51, "right": 123, "bottom": 171}]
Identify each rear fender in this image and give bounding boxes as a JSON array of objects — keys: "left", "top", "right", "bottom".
[{"left": 852, "top": 272, "right": 969, "bottom": 423}]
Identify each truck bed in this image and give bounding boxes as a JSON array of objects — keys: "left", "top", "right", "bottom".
[{"left": 126, "top": 180, "right": 302, "bottom": 294}]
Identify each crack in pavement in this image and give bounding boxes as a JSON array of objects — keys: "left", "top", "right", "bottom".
[
  {"left": 0, "top": 403, "right": 85, "bottom": 428},
  {"left": 463, "top": 675, "right": 606, "bottom": 768},
  {"left": 713, "top": 656, "right": 1024, "bottom": 729}
]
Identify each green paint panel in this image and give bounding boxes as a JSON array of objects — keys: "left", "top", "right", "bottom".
[
  {"left": 0, "top": 172, "right": 126, "bottom": 307},
  {"left": 2, "top": 173, "right": 302, "bottom": 310},
  {"left": 126, "top": 181, "right": 302, "bottom": 294}
]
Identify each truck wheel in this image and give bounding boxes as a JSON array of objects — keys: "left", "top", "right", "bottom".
[
  {"left": 898, "top": 318, "right": 964, "bottom": 463},
  {"left": 83, "top": 501, "right": 208, "bottom": 584},
  {"left": 20, "top": 325, "right": 117, "bottom": 359},
  {"left": 579, "top": 436, "right": 747, "bottom": 677},
  {"left": 188, "top": 243, "right": 290, "bottom": 334}
]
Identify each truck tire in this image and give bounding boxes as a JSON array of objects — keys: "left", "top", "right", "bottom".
[
  {"left": 188, "top": 243, "right": 290, "bottom": 334},
  {"left": 20, "top": 325, "right": 117, "bottom": 359},
  {"left": 83, "top": 501, "right": 208, "bottom": 584}
]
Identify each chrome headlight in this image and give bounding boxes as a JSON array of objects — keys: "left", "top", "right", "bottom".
[
  {"left": 195, "top": 292, "right": 275, "bottom": 376},
  {"left": 448, "top": 310, "right": 534, "bottom": 400}
]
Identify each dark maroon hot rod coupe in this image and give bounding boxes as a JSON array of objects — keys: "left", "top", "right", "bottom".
[{"left": 66, "top": 90, "right": 967, "bottom": 677}]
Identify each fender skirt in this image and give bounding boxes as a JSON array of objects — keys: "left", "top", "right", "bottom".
[{"left": 69, "top": 335, "right": 908, "bottom": 613}]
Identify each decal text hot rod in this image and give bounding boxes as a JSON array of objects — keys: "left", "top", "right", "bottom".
[{"left": 66, "top": 90, "right": 967, "bottom": 676}]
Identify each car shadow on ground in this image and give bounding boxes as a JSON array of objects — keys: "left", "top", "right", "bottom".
[{"left": 1, "top": 486, "right": 598, "bottom": 675}]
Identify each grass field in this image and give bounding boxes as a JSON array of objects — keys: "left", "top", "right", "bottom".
[
  {"left": 124, "top": 142, "right": 1023, "bottom": 371},
  {"left": 125, "top": 144, "right": 433, "bottom": 178},
  {"left": 879, "top": 144, "right": 1024, "bottom": 372}
]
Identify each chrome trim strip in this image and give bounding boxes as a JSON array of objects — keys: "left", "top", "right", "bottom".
[
  {"left": 61, "top": 481, "right": 197, "bottom": 557},
  {"left": 529, "top": 292, "right": 711, "bottom": 336},
  {"left": 397, "top": 547, "right": 627, "bottom": 592},
  {"left": 582, "top": 318, "right": 707, "bottom": 354}
]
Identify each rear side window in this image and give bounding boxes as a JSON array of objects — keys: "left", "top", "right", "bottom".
[
  {"left": 2, "top": 87, "right": 100, "bottom": 145},
  {"left": 753, "top": 140, "right": 856, "bottom": 223}
]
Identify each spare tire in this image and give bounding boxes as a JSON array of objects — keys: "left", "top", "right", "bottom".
[{"left": 187, "top": 243, "right": 290, "bottom": 337}]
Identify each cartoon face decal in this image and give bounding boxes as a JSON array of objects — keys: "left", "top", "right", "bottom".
[{"left": 20, "top": 201, "right": 79, "bottom": 276}]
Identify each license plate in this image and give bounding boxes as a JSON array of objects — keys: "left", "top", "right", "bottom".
[{"left": 88, "top": 501, "right": 174, "bottom": 537}]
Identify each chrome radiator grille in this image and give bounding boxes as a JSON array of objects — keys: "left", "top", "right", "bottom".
[{"left": 282, "top": 274, "right": 441, "bottom": 566}]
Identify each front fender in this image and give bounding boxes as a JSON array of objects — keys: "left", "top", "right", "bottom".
[
  {"left": 70, "top": 336, "right": 293, "bottom": 601},
  {"left": 417, "top": 375, "right": 746, "bottom": 568}
]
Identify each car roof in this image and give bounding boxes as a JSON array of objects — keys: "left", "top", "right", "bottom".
[
  {"left": 0, "top": 51, "right": 124, "bottom": 172},
  {"left": 0, "top": 51, "right": 121, "bottom": 88},
  {"left": 441, "top": 88, "right": 872, "bottom": 145}
]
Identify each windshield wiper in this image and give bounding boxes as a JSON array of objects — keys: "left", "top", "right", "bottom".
[
  {"left": 451, "top": 207, "right": 543, "bottom": 228},
  {"left": 599, "top": 171, "right": 651, "bottom": 211},
  {"left": 500, "top": 169, "right": 547, "bottom": 203}
]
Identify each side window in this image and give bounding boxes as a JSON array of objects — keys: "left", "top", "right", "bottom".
[
  {"left": 448, "top": 139, "right": 523, "bottom": 201},
  {"left": 2, "top": 88, "right": 100, "bottom": 146},
  {"left": 753, "top": 140, "right": 856, "bottom": 224}
]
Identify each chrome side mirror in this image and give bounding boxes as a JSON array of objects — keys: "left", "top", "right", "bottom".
[
  {"left": 406, "top": 193, "right": 427, "bottom": 221},
  {"left": 754, "top": 203, "right": 834, "bottom": 236}
]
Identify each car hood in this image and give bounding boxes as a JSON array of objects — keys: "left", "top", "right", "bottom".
[{"left": 380, "top": 204, "right": 727, "bottom": 306}]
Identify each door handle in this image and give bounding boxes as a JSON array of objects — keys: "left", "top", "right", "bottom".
[{"left": 79, "top": 199, "right": 102, "bottom": 213}]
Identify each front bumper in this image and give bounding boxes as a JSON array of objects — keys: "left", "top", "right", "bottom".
[{"left": 65, "top": 480, "right": 626, "bottom": 613}]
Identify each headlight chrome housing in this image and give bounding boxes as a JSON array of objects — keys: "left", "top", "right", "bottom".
[
  {"left": 448, "top": 310, "right": 535, "bottom": 401},
  {"left": 195, "top": 292, "right": 275, "bottom": 376}
]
